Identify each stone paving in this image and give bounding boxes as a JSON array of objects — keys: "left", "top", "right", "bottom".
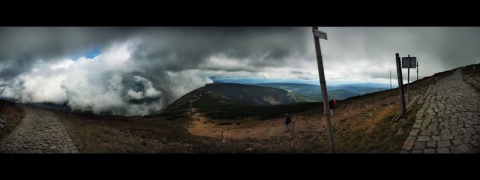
[
  {"left": 400, "top": 68, "right": 480, "bottom": 154},
  {"left": 0, "top": 105, "right": 78, "bottom": 153}
]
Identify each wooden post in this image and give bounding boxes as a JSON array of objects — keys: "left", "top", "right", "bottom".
[
  {"left": 312, "top": 26, "right": 335, "bottom": 153},
  {"left": 396, "top": 53, "right": 406, "bottom": 119},
  {"left": 407, "top": 55, "right": 410, "bottom": 105}
]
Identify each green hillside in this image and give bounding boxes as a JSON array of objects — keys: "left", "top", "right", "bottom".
[{"left": 203, "top": 83, "right": 314, "bottom": 105}]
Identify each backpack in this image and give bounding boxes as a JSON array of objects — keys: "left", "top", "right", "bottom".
[
  {"left": 286, "top": 116, "right": 292, "bottom": 124},
  {"left": 333, "top": 99, "right": 337, "bottom": 106}
]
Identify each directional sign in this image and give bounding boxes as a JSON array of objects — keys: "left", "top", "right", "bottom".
[
  {"left": 313, "top": 29, "right": 328, "bottom": 40},
  {"left": 402, "top": 57, "right": 416, "bottom": 68}
]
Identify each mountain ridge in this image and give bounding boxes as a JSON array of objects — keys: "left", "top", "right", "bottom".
[{"left": 160, "top": 83, "right": 315, "bottom": 114}]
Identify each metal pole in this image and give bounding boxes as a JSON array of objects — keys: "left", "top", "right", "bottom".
[
  {"left": 417, "top": 61, "right": 419, "bottom": 81},
  {"left": 396, "top": 53, "right": 406, "bottom": 119},
  {"left": 390, "top": 70, "right": 392, "bottom": 89},
  {"left": 407, "top": 55, "right": 410, "bottom": 105},
  {"left": 312, "top": 26, "right": 335, "bottom": 153},
  {"left": 417, "top": 61, "right": 419, "bottom": 89}
]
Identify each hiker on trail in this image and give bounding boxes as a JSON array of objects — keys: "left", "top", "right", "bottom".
[
  {"left": 285, "top": 113, "right": 292, "bottom": 132},
  {"left": 329, "top": 98, "right": 336, "bottom": 117}
]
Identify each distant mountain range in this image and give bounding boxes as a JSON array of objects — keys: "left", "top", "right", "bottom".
[
  {"left": 160, "top": 82, "right": 390, "bottom": 114},
  {"left": 204, "top": 83, "right": 314, "bottom": 105},
  {"left": 160, "top": 83, "right": 315, "bottom": 114},
  {"left": 252, "top": 83, "right": 389, "bottom": 101}
]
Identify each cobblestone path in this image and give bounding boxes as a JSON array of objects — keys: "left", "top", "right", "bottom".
[
  {"left": 0, "top": 105, "right": 78, "bottom": 153},
  {"left": 401, "top": 68, "right": 480, "bottom": 154}
]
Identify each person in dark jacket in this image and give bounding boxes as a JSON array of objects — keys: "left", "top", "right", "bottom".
[
  {"left": 284, "top": 113, "right": 292, "bottom": 132},
  {"left": 329, "top": 98, "right": 336, "bottom": 117}
]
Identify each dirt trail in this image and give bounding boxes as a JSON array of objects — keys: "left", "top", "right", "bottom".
[{"left": 188, "top": 110, "right": 332, "bottom": 140}]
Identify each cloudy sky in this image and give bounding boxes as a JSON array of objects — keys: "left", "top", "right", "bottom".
[{"left": 0, "top": 27, "right": 479, "bottom": 116}]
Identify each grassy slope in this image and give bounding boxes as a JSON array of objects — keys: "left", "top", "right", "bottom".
[
  {"left": 309, "top": 89, "right": 360, "bottom": 101},
  {"left": 0, "top": 99, "right": 26, "bottom": 139},
  {"left": 54, "top": 109, "right": 317, "bottom": 153},
  {"left": 462, "top": 63, "right": 480, "bottom": 93},
  {"left": 203, "top": 103, "right": 323, "bottom": 120},
  {"left": 462, "top": 63, "right": 480, "bottom": 79},
  {"left": 53, "top": 110, "right": 204, "bottom": 153},
  {"left": 186, "top": 88, "right": 322, "bottom": 120}
]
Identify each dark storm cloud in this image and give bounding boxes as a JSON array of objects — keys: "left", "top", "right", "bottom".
[
  {"left": 130, "top": 27, "right": 308, "bottom": 72},
  {"left": 412, "top": 27, "right": 480, "bottom": 69},
  {"left": 0, "top": 27, "right": 139, "bottom": 79},
  {"left": 2, "top": 27, "right": 478, "bottom": 82},
  {"left": 0, "top": 27, "right": 309, "bottom": 79}
]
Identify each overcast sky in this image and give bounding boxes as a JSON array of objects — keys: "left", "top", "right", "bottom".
[{"left": 0, "top": 27, "right": 479, "bottom": 116}]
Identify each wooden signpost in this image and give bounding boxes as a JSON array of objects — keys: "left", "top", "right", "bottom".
[
  {"left": 396, "top": 53, "right": 406, "bottom": 119},
  {"left": 312, "top": 26, "right": 335, "bottom": 153}
]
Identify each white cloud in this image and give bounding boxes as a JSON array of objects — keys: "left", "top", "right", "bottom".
[
  {"left": 0, "top": 40, "right": 217, "bottom": 116},
  {"left": 50, "top": 59, "right": 75, "bottom": 70},
  {"left": 127, "top": 89, "right": 144, "bottom": 99},
  {"left": 163, "top": 70, "right": 213, "bottom": 99},
  {"left": 131, "top": 76, "right": 161, "bottom": 98},
  {"left": 22, "top": 74, "right": 68, "bottom": 103}
]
